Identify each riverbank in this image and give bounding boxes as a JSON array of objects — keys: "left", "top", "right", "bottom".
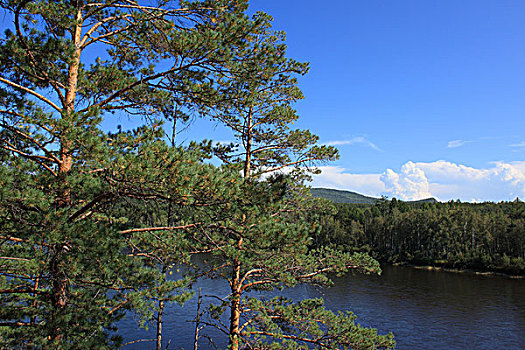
[{"left": 389, "top": 261, "right": 525, "bottom": 279}]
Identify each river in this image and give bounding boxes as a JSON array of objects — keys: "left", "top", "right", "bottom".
[{"left": 118, "top": 264, "right": 525, "bottom": 349}]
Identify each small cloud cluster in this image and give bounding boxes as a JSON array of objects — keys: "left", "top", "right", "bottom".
[
  {"left": 380, "top": 162, "right": 432, "bottom": 200},
  {"left": 509, "top": 141, "right": 525, "bottom": 148},
  {"left": 323, "top": 137, "right": 381, "bottom": 151},
  {"left": 312, "top": 160, "right": 525, "bottom": 202},
  {"left": 447, "top": 139, "right": 471, "bottom": 148}
]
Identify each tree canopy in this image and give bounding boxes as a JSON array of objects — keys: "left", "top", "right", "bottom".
[{"left": 0, "top": 1, "right": 394, "bottom": 349}]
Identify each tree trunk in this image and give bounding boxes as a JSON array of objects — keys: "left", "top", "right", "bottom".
[
  {"left": 228, "top": 276, "right": 241, "bottom": 350},
  {"left": 156, "top": 298, "right": 164, "bottom": 350},
  {"left": 193, "top": 288, "right": 203, "bottom": 350},
  {"left": 227, "top": 104, "right": 252, "bottom": 349},
  {"left": 156, "top": 113, "right": 180, "bottom": 350},
  {"left": 243, "top": 106, "right": 253, "bottom": 178},
  {"left": 228, "top": 237, "right": 243, "bottom": 350},
  {"left": 50, "top": 4, "right": 83, "bottom": 342},
  {"left": 60, "top": 3, "right": 83, "bottom": 180}
]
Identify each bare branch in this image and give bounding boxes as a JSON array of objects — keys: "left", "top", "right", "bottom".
[
  {"left": 0, "top": 235, "right": 52, "bottom": 247},
  {"left": 80, "top": 13, "right": 133, "bottom": 48},
  {"left": 0, "top": 257, "right": 32, "bottom": 262},
  {"left": 0, "top": 287, "right": 47, "bottom": 295},
  {"left": 121, "top": 338, "right": 156, "bottom": 347},
  {"left": 0, "top": 322, "right": 35, "bottom": 327},
  {"left": 239, "top": 268, "right": 262, "bottom": 286},
  {"left": 240, "top": 279, "right": 275, "bottom": 292}
]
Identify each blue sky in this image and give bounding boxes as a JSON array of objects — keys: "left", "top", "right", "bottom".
[
  {"left": 229, "top": 0, "right": 525, "bottom": 202},
  {"left": 98, "top": 1, "right": 525, "bottom": 202},
  {"left": 4, "top": 1, "right": 522, "bottom": 202}
]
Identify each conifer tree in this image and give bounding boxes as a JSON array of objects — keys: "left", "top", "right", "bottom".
[
  {"left": 0, "top": 1, "right": 396, "bottom": 349},
  {"left": 188, "top": 12, "right": 394, "bottom": 350},
  {"left": 186, "top": 175, "right": 395, "bottom": 349},
  {"left": 204, "top": 11, "right": 338, "bottom": 178},
  {"left": 0, "top": 0, "right": 255, "bottom": 347}
]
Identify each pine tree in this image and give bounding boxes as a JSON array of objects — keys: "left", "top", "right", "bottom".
[
  {"left": 202, "top": 11, "right": 338, "bottom": 178},
  {"left": 187, "top": 12, "right": 394, "bottom": 350},
  {"left": 0, "top": 0, "right": 255, "bottom": 347},
  {"left": 0, "top": 1, "right": 397, "bottom": 348},
  {"left": 187, "top": 176, "right": 394, "bottom": 349}
]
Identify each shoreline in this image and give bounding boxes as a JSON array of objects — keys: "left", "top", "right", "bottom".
[{"left": 388, "top": 261, "right": 525, "bottom": 279}]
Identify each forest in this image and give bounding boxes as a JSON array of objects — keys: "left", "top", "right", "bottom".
[
  {"left": 0, "top": 0, "right": 395, "bottom": 349},
  {"left": 315, "top": 198, "right": 525, "bottom": 275}
]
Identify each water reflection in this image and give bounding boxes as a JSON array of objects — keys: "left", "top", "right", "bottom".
[
  {"left": 322, "top": 265, "right": 525, "bottom": 350},
  {"left": 119, "top": 264, "right": 525, "bottom": 349}
]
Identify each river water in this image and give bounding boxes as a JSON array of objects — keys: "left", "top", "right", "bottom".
[{"left": 119, "top": 264, "right": 525, "bottom": 349}]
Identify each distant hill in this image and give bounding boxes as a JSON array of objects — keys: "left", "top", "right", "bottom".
[
  {"left": 310, "top": 188, "right": 379, "bottom": 204},
  {"left": 310, "top": 188, "right": 438, "bottom": 204}
]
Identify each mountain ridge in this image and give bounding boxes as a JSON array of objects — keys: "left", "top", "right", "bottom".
[{"left": 310, "top": 187, "right": 438, "bottom": 204}]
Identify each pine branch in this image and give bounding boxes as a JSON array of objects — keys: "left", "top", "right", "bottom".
[
  {"left": 14, "top": 1, "right": 66, "bottom": 103},
  {"left": 68, "top": 192, "right": 112, "bottom": 222},
  {"left": 248, "top": 330, "right": 329, "bottom": 348},
  {"left": 119, "top": 223, "right": 202, "bottom": 234},
  {"left": 0, "top": 121, "right": 61, "bottom": 163},
  {"left": 0, "top": 77, "right": 62, "bottom": 112},
  {"left": 0, "top": 143, "right": 58, "bottom": 176}
]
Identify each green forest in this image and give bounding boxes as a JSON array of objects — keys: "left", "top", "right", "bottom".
[
  {"left": 3, "top": 1, "right": 522, "bottom": 349},
  {"left": 315, "top": 197, "right": 525, "bottom": 275},
  {"left": 0, "top": 0, "right": 395, "bottom": 349}
]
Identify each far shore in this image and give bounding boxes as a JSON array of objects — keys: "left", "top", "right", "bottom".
[{"left": 389, "top": 261, "right": 525, "bottom": 279}]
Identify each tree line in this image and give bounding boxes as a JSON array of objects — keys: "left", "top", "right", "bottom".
[
  {"left": 316, "top": 198, "right": 525, "bottom": 275},
  {"left": 0, "top": 0, "right": 394, "bottom": 349}
]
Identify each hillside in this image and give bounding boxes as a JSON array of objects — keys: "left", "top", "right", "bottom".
[
  {"left": 310, "top": 188, "right": 438, "bottom": 204},
  {"left": 310, "top": 188, "right": 380, "bottom": 204}
]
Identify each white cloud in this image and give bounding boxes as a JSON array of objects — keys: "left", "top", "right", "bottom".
[
  {"left": 312, "top": 160, "right": 525, "bottom": 202},
  {"left": 510, "top": 161, "right": 525, "bottom": 172},
  {"left": 447, "top": 139, "right": 471, "bottom": 148},
  {"left": 322, "top": 137, "right": 381, "bottom": 151},
  {"left": 310, "top": 166, "right": 385, "bottom": 196},
  {"left": 509, "top": 141, "right": 525, "bottom": 147},
  {"left": 416, "top": 160, "right": 525, "bottom": 201},
  {"left": 380, "top": 162, "right": 432, "bottom": 200}
]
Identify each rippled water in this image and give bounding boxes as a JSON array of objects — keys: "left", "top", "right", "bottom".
[{"left": 119, "top": 265, "right": 525, "bottom": 349}]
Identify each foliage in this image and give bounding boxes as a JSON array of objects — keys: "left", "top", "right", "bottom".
[
  {"left": 0, "top": 0, "right": 394, "bottom": 349},
  {"left": 200, "top": 11, "right": 338, "bottom": 178},
  {"left": 243, "top": 297, "right": 395, "bottom": 349},
  {"left": 0, "top": 0, "right": 255, "bottom": 346},
  {"left": 316, "top": 198, "right": 525, "bottom": 275}
]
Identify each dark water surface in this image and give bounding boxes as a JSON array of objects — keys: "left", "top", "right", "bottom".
[{"left": 119, "top": 265, "right": 525, "bottom": 349}]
